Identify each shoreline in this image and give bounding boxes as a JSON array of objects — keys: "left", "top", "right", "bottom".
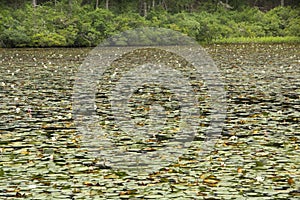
[{"left": 1, "top": 37, "right": 299, "bottom": 49}]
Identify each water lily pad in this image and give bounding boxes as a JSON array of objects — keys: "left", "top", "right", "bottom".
[{"left": 1, "top": 45, "right": 299, "bottom": 199}]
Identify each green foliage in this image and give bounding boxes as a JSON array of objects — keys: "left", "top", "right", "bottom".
[
  {"left": 32, "top": 31, "right": 67, "bottom": 47},
  {"left": 0, "top": 168, "right": 4, "bottom": 176},
  {"left": 0, "top": 2, "right": 299, "bottom": 47},
  {"left": 114, "top": 12, "right": 149, "bottom": 32},
  {"left": 286, "top": 17, "right": 300, "bottom": 36},
  {"left": 216, "top": 36, "right": 300, "bottom": 44},
  {"left": 0, "top": 28, "right": 30, "bottom": 47},
  {"left": 146, "top": 8, "right": 169, "bottom": 27}
]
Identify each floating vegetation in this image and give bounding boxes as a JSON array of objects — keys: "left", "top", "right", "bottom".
[{"left": 0, "top": 44, "right": 299, "bottom": 199}]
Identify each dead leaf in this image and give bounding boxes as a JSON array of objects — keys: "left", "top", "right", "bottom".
[
  {"left": 203, "top": 175, "right": 220, "bottom": 187},
  {"left": 288, "top": 177, "right": 295, "bottom": 185},
  {"left": 20, "top": 150, "right": 29, "bottom": 155},
  {"left": 237, "top": 167, "right": 243, "bottom": 174},
  {"left": 83, "top": 181, "right": 94, "bottom": 186},
  {"left": 104, "top": 174, "right": 119, "bottom": 179},
  {"left": 15, "top": 192, "right": 25, "bottom": 197},
  {"left": 197, "top": 191, "right": 207, "bottom": 196},
  {"left": 119, "top": 189, "right": 137, "bottom": 195}
]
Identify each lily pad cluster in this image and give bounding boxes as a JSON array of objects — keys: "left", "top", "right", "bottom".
[{"left": 0, "top": 44, "right": 299, "bottom": 199}]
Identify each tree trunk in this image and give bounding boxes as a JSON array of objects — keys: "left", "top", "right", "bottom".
[
  {"left": 253, "top": 0, "right": 258, "bottom": 7},
  {"left": 161, "top": 0, "right": 167, "bottom": 10},
  {"left": 139, "top": 0, "right": 147, "bottom": 16},
  {"left": 281, "top": 0, "right": 284, "bottom": 6},
  {"left": 105, "top": 0, "right": 109, "bottom": 9},
  {"left": 214, "top": 0, "right": 218, "bottom": 11},
  {"left": 32, "top": 0, "right": 37, "bottom": 8},
  {"left": 143, "top": 1, "right": 147, "bottom": 16},
  {"left": 68, "top": 0, "right": 72, "bottom": 15},
  {"left": 95, "top": 0, "right": 99, "bottom": 9}
]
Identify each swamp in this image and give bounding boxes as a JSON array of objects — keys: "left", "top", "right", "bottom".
[{"left": 0, "top": 43, "right": 299, "bottom": 199}]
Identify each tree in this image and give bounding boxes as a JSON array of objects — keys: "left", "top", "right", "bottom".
[
  {"left": 68, "top": 0, "right": 72, "bottom": 15},
  {"left": 32, "top": 0, "right": 37, "bottom": 7},
  {"left": 219, "top": 1, "right": 233, "bottom": 9},
  {"left": 105, "top": 0, "right": 109, "bottom": 9},
  {"left": 139, "top": 0, "right": 147, "bottom": 16}
]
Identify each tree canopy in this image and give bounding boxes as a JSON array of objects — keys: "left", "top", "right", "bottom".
[{"left": 0, "top": 0, "right": 299, "bottom": 47}]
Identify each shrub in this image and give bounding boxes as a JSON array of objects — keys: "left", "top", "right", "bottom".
[
  {"left": 285, "top": 17, "right": 300, "bottom": 36},
  {"left": 32, "top": 31, "right": 67, "bottom": 47},
  {"left": 0, "top": 28, "right": 30, "bottom": 47},
  {"left": 265, "top": 6, "right": 299, "bottom": 36},
  {"left": 114, "top": 12, "right": 149, "bottom": 32},
  {"left": 146, "top": 8, "right": 169, "bottom": 27},
  {"left": 87, "top": 8, "right": 115, "bottom": 36},
  {"left": 193, "top": 11, "right": 233, "bottom": 42},
  {"left": 57, "top": 25, "right": 79, "bottom": 46}
]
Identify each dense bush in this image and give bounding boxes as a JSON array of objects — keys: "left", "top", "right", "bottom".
[{"left": 0, "top": 3, "right": 299, "bottom": 47}]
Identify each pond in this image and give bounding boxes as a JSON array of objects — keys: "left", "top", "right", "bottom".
[{"left": 0, "top": 44, "right": 299, "bottom": 199}]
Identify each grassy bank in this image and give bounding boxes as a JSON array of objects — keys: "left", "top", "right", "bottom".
[{"left": 214, "top": 36, "right": 300, "bottom": 44}]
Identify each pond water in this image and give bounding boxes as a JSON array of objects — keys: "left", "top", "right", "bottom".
[{"left": 0, "top": 44, "right": 299, "bottom": 199}]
